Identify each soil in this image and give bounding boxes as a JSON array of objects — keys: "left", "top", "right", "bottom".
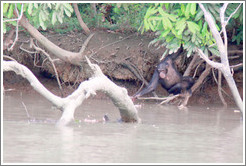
[{"left": 3, "top": 29, "right": 244, "bottom": 107}]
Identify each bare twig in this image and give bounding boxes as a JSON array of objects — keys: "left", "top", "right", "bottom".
[
  {"left": 21, "top": 101, "right": 31, "bottom": 120},
  {"left": 30, "top": 38, "right": 64, "bottom": 97},
  {"left": 228, "top": 50, "right": 243, "bottom": 55},
  {"left": 230, "top": 63, "right": 243, "bottom": 69},
  {"left": 8, "top": 3, "right": 24, "bottom": 51},
  {"left": 160, "top": 95, "right": 180, "bottom": 105},
  {"left": 225, "top": 3, "right": 242, "bottom": 25},
  {"left": 137, "top": 94, "right": 180, "bottom": 105}
]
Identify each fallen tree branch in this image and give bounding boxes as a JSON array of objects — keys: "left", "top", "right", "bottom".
[{"left": 3, "top": 58, "right": 140, "bottom": 126}]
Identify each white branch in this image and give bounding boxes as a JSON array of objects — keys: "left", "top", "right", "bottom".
[
  {"left": 196, "top": 48, "right": 223, "bottom": 70},
  {"left": 3, "top": 59, "right": 140, "bottom": 126},
  {"left": 225, "top": 3, "right": 242, "bottom": 25},
  {"left": 8, "top": 3, "right": 24, "bottom": 51},
  {"left": 3, "top": 61, "right": 64, "bottom": 107},
  {"left": 220, "top": 3, "right": 228, "bottom": 52}
]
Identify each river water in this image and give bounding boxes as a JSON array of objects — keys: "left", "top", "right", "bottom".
[{"left": 2, "top": 92, "right": 244, "bottom": 164}]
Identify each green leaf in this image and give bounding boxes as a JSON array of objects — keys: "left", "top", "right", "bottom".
[
  {"left": 145, "top": 7, "right": 158, "bottom": 18},
  {"left": 168, "top": 14, "right": 177, "bottom": 22},
  {"left": 158, "top": 7, "right": 168, "bottom": 17},
  {"left": 161, "top": 29, "right": 171, "bottom": 37},
  {"left": 160, "top": 49, "right": 169, "bottom": 60},
  {"left": 183, "top": 35, "right": 190, "bottom": 42},
  {"left": 27, "top": 3, "right": 33, "bottom": 15},
  {"left": 55, "top": 3, "right": 60, "bottom": 11},
  {"left": 3, "top": 22, "right": 6, "bottom": 34},
  {"left": 64, "top": 7, "right": 71, "bottom": 17},
  {"left": 7, "top": 4, "right": 14, "bottom": 18},
  {"left": 181, "top": 4, "right": 185, "bottom": 14},
  {"left": 198, "top": 19, "right": 203, "bottom": 30},
  {"left": 9, "top": 20, "right": 17, "bottom": 26},
  {"left": 3, "top": 3, "right": 9, "bottom": 14},
  {"left": 201, "top": 22, "right": 208, "bottom": 37},
  {"left": 39, "top": 10, "right": 44, "bottom": 22},
  {"left": 148, "top": 16, "right": 162, "bottom": 21},
  {"left": 164, "top": 3, "right": 169, "bottom": 10},
  {"left": 215, "top": 24, "right": 220, "bottom": 31},
  {"left": 162, "top": 17, "right": 172, "bottom": 30},
  {"left": 148, "top": 20, "right": 156, "bottom": 31},
  {"left": 171, "top": 29, "right": 182, "bottom": 39},
  {"left": 63, "top": 3, "right": 73, "bottom": 13},
  {"left": 187, "top": 21, "right": 200, "bottom": 34},
  {"left": 190, "top": 3, "right": 196, "bottom": 15},
  {"left": 176, "top": 18, "right": 186, "bottom": 30},
  {"left": 148, "top": 38, "right": 160, "bottom": 47},
  {"left": 208, "top": 47, "right": 220, "bottom": 56},
  {"left": 187, "top": 46, "right": 193, "bottom": 57},
  {"left": 57, "top": 13, "right": 63, "bottom": 23},
  {"left": 194, "top": 9, "right": 204, "bottom": 21},
  {"left": 185, "top": 3, "right": 191, "bottom": 19},
  {"left": 47, "top": 3, "right": 52, "bottom": 9},
  {"left": 166, "top": 35, "right": 174, "bottom": 43},
  {"left": 34, "top": 3, "right": 38, "bottom": 9},
  {"left": 40, "top": 20, "right": 47, "bottom": 30},
  {"left": 51, "top": 12, "right": 57, "bottom": 25},
  {"left": 191, "top": 33, "right": 196, "bottom": 43},
  {"left": 144, "top": 19, "right": 150, "bottom": 31}
]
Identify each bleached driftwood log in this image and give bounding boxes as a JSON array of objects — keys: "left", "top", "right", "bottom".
[{"left": 3, "top": 57, "right": 141, "bottom": 126}]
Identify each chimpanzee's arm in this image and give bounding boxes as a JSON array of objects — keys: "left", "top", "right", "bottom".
[{"left": 133, "top": 69, "right": 159, "bottom": 98}]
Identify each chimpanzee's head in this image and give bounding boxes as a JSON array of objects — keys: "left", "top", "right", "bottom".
[{"left": 157, "top": 57, "right": 172, "bottom": 79}]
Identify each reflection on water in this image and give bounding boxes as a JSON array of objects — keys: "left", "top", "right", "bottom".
[{"left": 2, "top": 92, "right": 244, "bottom": 163}]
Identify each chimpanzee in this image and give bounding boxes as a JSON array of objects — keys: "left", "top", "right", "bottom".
[{"left": 132, "top": 46, "right": 195, "bottom": 99}]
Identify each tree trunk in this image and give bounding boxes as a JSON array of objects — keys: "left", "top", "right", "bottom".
[
  {"left": 198, "top": 3, "right": 243, "bottom": 114},
  {"left": 73, "top": 3, "right": 91, "bottom": 35},
  {"left": 221, "top": 67, "right": 243, "bottom": 112}
]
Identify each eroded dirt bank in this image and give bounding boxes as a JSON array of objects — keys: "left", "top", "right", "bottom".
[{"left": 3, "top": 30, "right": 244, "bottom": 107}]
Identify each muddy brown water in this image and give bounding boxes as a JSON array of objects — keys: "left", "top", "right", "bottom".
[{"left": 2, "top": 92, "right": 244, "bottom": 164}]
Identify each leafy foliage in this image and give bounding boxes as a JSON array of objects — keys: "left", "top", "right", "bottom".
[
  {"left": 76, "top": 3, "right": 151, "bottom": 31},
  {"left": 140, "top": 3, "right": 243, "bottom": 58},
  {"left": 3, "top": 3, "right": 73, "bottom": 32}
]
